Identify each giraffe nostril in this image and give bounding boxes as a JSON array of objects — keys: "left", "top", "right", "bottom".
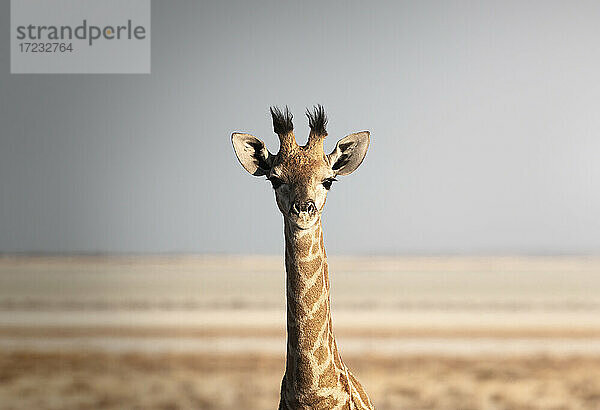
[
  {"left": 291, "top": 203, "right": 301, "bottom": 215},
  {"left": 291, "top": 201, "right": 316, "bottom": 216}
]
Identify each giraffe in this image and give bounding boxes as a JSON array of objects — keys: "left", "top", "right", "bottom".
[{"left": 232, "top": 105, "right": 374, "bottom": 409}]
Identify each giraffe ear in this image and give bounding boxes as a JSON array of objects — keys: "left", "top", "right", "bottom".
[
  {"left": 232, "top": 133, "right": 274, "bottom": 176},
  {"left": 327, "top": 131, "right": 370, "bottom": 176}
]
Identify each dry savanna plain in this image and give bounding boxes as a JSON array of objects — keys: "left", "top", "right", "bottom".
[{"left": 0, "top": 255, "right": 599, "bottom": 410}]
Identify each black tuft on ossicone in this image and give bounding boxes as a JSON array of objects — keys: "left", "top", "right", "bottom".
[
  {"left": 270, "top": 106, "right": 294, "bottom": 135},
  {"left": 306, "top": 104, "right": 328, "bottom": 136}
]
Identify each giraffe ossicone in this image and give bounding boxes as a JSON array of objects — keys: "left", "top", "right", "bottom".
[{"left": 232, "top": 105, "right": 374, "bottom": 409}]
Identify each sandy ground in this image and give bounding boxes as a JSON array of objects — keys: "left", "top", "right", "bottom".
[
  {"left": 1, "top": 256, "right": 600, "bottom": 409},
  {"left": 1, "top": 352, "right": 600, "bottom": 410}
]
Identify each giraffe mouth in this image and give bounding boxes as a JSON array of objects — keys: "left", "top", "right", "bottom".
[{"left": 287, "top": 210, "right": 318, "bottom": 230}]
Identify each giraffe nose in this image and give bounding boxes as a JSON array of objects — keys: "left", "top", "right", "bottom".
[{"left": 291, "top": 200, "right": 316, "bottom": 216}]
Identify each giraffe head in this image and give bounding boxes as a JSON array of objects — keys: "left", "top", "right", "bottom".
[{"left": 232, "top": 105, "right": 370, "bottom": 229}]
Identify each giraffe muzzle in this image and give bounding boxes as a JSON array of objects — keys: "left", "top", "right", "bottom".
[{"left": 290, "top": 200, "right": 316, "bottom": 217}]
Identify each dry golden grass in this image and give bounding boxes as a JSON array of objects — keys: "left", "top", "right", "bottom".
[
  {"left": 1, "top": 256, "right": 600, "bottom": 409},
  {"left": 1, "top": 352, "right": 600, "bottom": 410}
]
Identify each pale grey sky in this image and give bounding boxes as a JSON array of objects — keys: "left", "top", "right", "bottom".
[{"left": 1, "top": 0, "right": 599, "bottom": 254}]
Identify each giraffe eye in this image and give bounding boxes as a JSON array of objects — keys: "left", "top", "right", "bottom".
[
  {"left": 322, "top": 178, "right": 337, "bottom": 190},
  {"left": 268, "top": 176, "right": 284, "bottom": 189}
]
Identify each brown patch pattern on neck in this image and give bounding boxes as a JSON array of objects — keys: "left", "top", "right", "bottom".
[{"left": 280, "top": 218, "right": 374, "bottom": 409}]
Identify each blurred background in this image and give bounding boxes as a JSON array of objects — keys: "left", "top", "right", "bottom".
[{"left": 1, "top": 1, "right": 599, "bottom": 409}]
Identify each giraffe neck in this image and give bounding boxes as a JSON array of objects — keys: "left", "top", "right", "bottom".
[
  {"left": 283, "top": 217, "right": 342, "bottom": 398},
  {"left": 280, "top": 217, "right": 375, "bottom": 409}
]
